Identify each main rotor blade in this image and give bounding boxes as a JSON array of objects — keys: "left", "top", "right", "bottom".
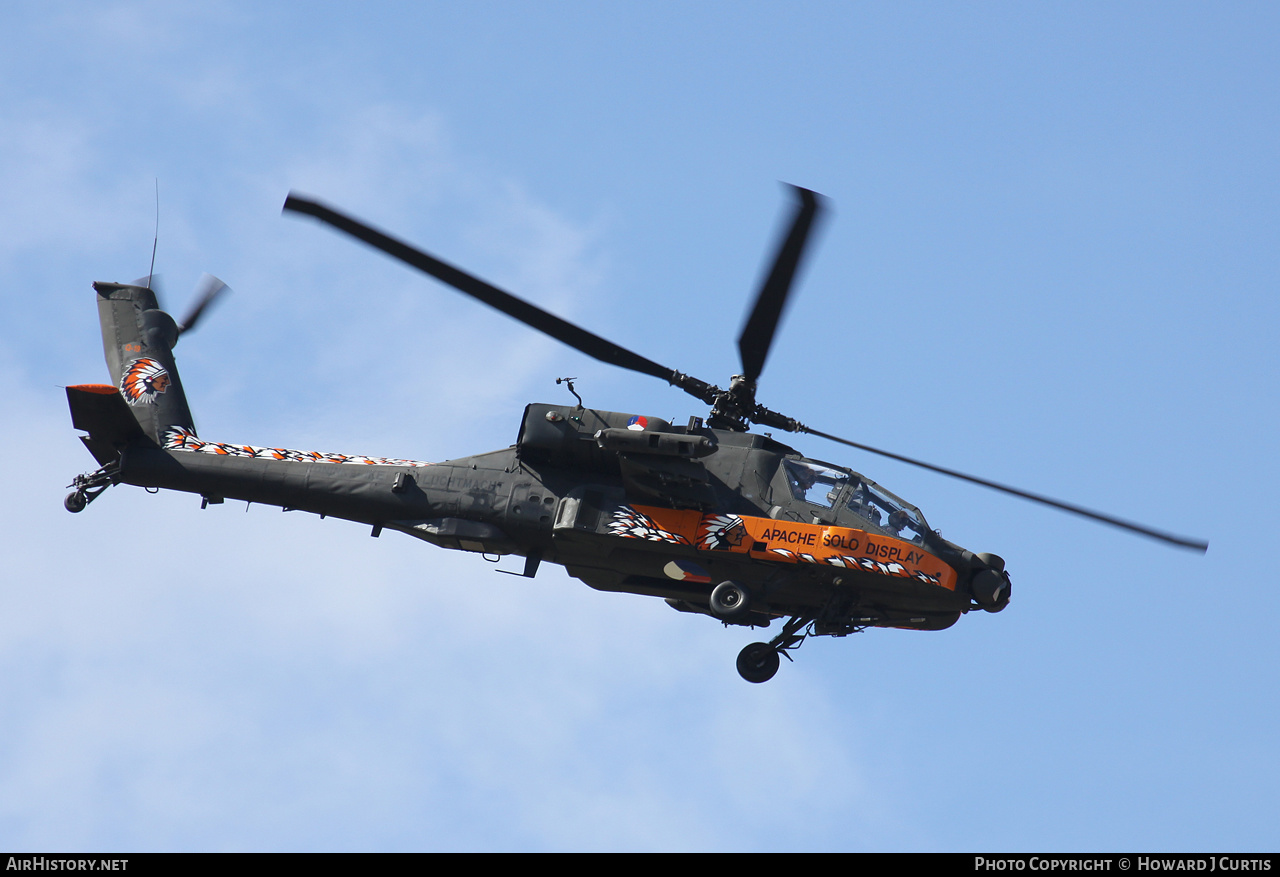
[
  {"left": 283, "top": 193, "right": 679, "bottom": 383},
  {"left": 738, "top": 185, "right": 824, "bottom": 384},
  {"left": 801, "top": 425, "right": 1209, "bottom": 552}
]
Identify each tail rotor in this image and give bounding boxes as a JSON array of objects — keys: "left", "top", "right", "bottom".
[
  {"left": 129, "top": 272, "right": 232, "bottom": 340},
  {"left": 177, "top": 273, "right": 230, "bottom": 336}
]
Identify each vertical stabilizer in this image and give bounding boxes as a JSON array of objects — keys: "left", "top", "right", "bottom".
[{"left": 93, "top": 282, "right": 196, "bottom": 443}]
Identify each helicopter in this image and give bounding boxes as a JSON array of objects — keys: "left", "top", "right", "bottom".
[{"left": 64, "top": 185, "right": 1207, "bottom": 683}]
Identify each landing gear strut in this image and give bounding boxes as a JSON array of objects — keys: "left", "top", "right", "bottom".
[
  {"left": 64, "top": 461, "right": 119, "bottom": 513},
  {"left": 735, "top": 613, "right": 815, "bottom": 683}
]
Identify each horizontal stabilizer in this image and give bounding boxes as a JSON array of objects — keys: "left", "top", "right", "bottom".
[{"left": 66, "top": 384, "right": 151, "bottom": 465}]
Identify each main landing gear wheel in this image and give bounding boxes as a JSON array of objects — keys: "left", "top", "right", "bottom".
[
  {"left": 710, "top": 581, "right": 751, "bottom": 620},
  {"left": 64, "top": 491, "right": 87, "bottom": 513},
  {"left": 736, "top": 642, "right": 781, "bottom": 683}
]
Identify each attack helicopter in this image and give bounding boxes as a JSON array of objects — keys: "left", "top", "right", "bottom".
[{"left": 64, "top": 186, "right": 1207, "bottom": 682}]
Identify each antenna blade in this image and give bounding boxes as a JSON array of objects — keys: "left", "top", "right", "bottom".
[
  {"left": 283, "top": 193, "right": 681, "bottom": 382},
  {"left": 148, "top": 179, "right": 159, "bottom": 293},
  {"left": 800, "top": 425, "right": 1209, "bottom": 552},
  {"left": 737, "top": 185, "right": 825, "bottom": 384}
]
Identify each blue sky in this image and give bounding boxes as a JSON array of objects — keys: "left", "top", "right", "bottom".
[{"left": 1, "top": 2, "right": 1277, "bottom": 852}]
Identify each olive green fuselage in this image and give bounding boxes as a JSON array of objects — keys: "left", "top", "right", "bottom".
[{"left": 116, "top": 403, "right": 987, "bottom": 631}]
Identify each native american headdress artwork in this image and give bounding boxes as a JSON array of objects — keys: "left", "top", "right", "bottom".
[
  {"left": 120, "top": 358, "right": 172, "bottom": 404},
  {"left": 607, "top": 507, "right": 690, "bottom": 544},
  {"left": 696, "top": 513, "right": 748, "bottom": 551},
  {"left": 162, "top": 426, "right": 433, "bottom": 467}
]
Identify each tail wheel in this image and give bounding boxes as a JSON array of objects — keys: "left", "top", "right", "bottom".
[
  {"left": 736, "top": 642, "right": 780, "bottom": 683},
  {"left": 710, "top": 581, "right": 751, "bottom": 619}
]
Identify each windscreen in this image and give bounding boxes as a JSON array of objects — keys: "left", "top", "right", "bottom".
[{"left": 782, "top": 457, "right": 931, "bottom": 544}]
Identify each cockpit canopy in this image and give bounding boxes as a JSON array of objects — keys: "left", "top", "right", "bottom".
[{"left": 781, "top": 458, "right": 931, "bottom": 545}]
